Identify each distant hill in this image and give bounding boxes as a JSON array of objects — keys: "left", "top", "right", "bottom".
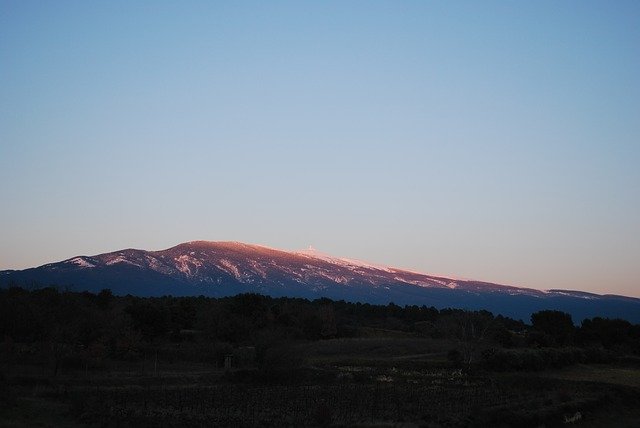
[{"left": 2, "top": 241, "right": 639, "bottom": 323}]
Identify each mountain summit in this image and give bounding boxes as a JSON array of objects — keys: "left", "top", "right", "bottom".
[{"left": 2, "top": 241, "right": 639, "bottom": 322}]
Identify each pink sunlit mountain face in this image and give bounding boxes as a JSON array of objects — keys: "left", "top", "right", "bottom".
[
  {"left": 19, "top": 241, "right": 540, "bottom": 294},
  {"left": 2, "top": 241, "right": 639, "bottom": 322}
]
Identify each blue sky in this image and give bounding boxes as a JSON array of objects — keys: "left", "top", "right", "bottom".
[{"left": 1, "top": 1, "right": 639, "bottom": 296}]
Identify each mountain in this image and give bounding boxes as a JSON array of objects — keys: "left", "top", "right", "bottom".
[{"left": 2, "top": 241, "right": 639, "bottom": 323}]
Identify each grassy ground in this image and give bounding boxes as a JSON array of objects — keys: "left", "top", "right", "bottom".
[
  {"left": 538, "top": 363, "right": 640, "bottom": 388},
  {"left": 0, "top": 396, "right": 83, "bottom": 428},
  {"left": 299, "top": 337, "right": 452, "bottom": 370},
  {"left": 530, "top": 363, "right": 640, "bottom": 427},
  {"left": 2, "top": 339, "right": 640, "bottom": 427}
]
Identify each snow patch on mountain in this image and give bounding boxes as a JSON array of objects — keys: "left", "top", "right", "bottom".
[
  {"left": 296, "top": 247, "right": 392, "bottom": 273},
  {"left": 145, "top": 255, "right": 173, "bottom": 274},
  {"left": 174, "top": 255, "right": 202, "bottom": 276},
  {"left": 105, "top": 256, "right": 140, "bottom": 267},
  {"left": 217, "top": 259, "right": 242, "bottom": 280},
  {"left": 67, "top": 257, "right": 95, "bottom": 268},
  {"left": 313, "top": 270, "right": 350, "bottom": 284},
  {"left": 547, "top": 290, "right": 599, "bottom": 300},
  {"left": 249, "top": 261, "right": 268, "bottom": 279}
]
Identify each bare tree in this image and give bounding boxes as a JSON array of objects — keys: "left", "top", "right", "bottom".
[{"left": 438, "top": 310, "right": 494, "bottom": 369}]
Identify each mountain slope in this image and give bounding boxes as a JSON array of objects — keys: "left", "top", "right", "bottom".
[{"left": 2, "top": 241, "right": 639, "bottom": 323}]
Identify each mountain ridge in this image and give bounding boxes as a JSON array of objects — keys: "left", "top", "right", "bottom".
[{"left": 2, "top": 240, "right": 639, "bottom": 323}]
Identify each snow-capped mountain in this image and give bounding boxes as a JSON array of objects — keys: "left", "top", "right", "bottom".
[{"left": 2, "top": 241, "right": 639, "bottom": 323}]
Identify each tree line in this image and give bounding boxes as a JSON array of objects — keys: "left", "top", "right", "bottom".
[{"left": 1, "top": 286, "right": 639, "bottom": 374}]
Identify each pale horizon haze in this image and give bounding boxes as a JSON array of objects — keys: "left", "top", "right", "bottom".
[{"left": 1, "top": 1, "right": 639, "bottom": 297}]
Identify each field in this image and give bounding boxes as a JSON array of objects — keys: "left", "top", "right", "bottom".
[
  {"left": 539, "top": 363, "right": 640, "bottom": 388},
  {"left": 2, "top": 337, "right": 640, "bottom": 427}
]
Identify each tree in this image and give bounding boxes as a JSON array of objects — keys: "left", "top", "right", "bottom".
[
  {"left": 96, "top": 289, "right": 114, "bottom": 309},
  {"left": 124, "top": 301, "right": 169, "bottom": 341},
  {"left": 530, "top": 310, "right": 574, "bottom": 347},
  {"left": 437, "top": 310, "right": 494, "bottom": 368},
  {"left": 578, "top": 317, "right": 636, "bottom": 352},
  {"left": 319, "top": 305, "right": 337, "bottom": 339}
]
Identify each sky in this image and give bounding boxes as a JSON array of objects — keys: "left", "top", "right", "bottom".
[{"left": 1, "top": 1, "right": 639, "bottom": 297}]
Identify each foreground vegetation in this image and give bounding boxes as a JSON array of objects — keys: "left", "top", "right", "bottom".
[{"left": 1, "top": 287, "right": 639, "bottom": 427}]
